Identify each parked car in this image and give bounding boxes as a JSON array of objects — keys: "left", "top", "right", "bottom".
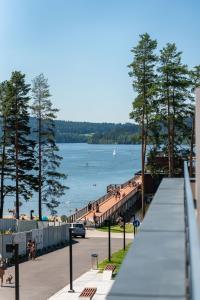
[{"left": 70, "top": 223, "right": 86, "bottom": 238}]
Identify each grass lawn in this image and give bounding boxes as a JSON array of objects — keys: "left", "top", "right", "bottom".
[
  {"left": 98, "top": 243, "right": 132, "bottom": 274},
  {"left": 97, "top": 223, "right": 134, "bottom": 233}
]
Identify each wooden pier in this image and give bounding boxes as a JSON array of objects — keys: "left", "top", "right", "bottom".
[{"left": 68, "top": 175, "right": 142, "bottom": 226}]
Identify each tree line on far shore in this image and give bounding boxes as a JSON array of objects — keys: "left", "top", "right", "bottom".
[
  {"left": 31, "top": 119, "right": 140, "bottom": 144},
  {"left": 129, "top": 33, "right": 200, "bottom": 217},
  {"left": 0, "top": 72, "right": 68, "bottom": 219}
]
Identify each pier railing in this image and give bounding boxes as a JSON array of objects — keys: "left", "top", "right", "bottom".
[
  {"left": 120, "top": 174, "right": 140, "bottom": 189},
  {"left": 98, "top": 185, "right": 139, "bottom": 226},
  {"left": 67, "top": 176, "right": 137, "bottom": 223},
  {"left": 184, "top": 161, "right": 200, "bottom": 300},
  {"left": 67, "top": 191, "right": 114, "bottom": 223}
]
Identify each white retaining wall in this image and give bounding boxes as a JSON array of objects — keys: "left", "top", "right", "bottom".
[
  {"left": 0, "top": 219, "right": 38, "bottom": 232},
  {"left": 0, "top": 224, "right": 70, "bottom": 259}
]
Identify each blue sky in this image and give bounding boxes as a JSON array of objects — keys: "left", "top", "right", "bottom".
[{"left": 1, "top": 0, "right": 200, "bottom": 123}]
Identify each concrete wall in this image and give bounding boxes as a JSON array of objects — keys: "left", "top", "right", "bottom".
[
  {"left": 0, "top": 224, "right": 70, "bottom": 259},
  {"left": 0, "top": 219, "right": 49, "bottom": 233},
  {"left": 0, "top": 219, "right": 16, "bottom": 232},
  {"left": 0, "top": 219, "right": 37, "bottom": 232},
  {"left": 196, "top": 88, "right": 200, "bottom": 230},
  {"left": 107, "top": 178, "right": 186, "bottom": 300}
]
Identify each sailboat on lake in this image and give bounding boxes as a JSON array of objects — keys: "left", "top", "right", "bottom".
[{"left": 113, "top": 149, "right": 116, "bottom": 156}]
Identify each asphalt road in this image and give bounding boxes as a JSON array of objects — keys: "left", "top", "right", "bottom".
[{"left": 0, "top": 234, "right": 131, "bottom": 300}]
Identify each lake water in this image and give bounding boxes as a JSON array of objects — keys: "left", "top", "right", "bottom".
[{"left": 5, "top": 143, "right": 141, "bottom": 217}]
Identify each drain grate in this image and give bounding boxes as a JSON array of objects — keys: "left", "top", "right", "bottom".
[{"left": 79, "top": 287, "right": 97, "bottom": 299}]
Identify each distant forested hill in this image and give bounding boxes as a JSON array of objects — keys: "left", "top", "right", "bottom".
[{"left": 29, "top": 118, "right": 140, "bottom": 144}]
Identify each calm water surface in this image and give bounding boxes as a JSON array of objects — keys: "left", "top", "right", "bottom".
[{"left": 5, "top": 143, "right": 141, "bottom": 216}]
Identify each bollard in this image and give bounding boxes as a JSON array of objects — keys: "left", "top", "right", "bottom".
[{"left": 91, "top": 254, "right": 98, "bottom": 270}]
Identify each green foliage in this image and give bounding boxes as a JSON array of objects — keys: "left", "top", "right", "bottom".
[
  {"left": 98, "top": 243, "right": 132, "bottom": 273},
  {"left": 97, "top": 224, "right": 134, "bottom": 233},
  {"left": 60, "top": 215, "right": 68, "bottom": 222},
  {"left": 157, "top": 43, "right": 191, "bottom": 175},
  {"left": 0, "top": 71, "right": 36, "bottom": 218},
  {"left": 190, "top": 65, "right": 200, "bottom": 90},
  {"left": 0, "top": 80, "right": 16, "bottom": 217},
  {"left": 129, "top": 33, "right": 158, "bottom": 216},
  {"left": 88, "top": 131, "right": 140, "bottom": 144},
  {"left": 129, "top": 34, "right": 198, "bottom": 177},
  {"left": 29, "top": 119, "right": 140, "bottom": 144},
  {"left": 32, "top": 74, "right": 68, "bottom": 217}
]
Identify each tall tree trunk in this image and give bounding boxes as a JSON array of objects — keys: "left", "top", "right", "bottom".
[
  {"left": 141, "top": 63, "right": 147, "bottom": 219},
  {"left": 167, "top": 76, "right": 172, "bottom": 177},
  {"left": 38, "top": 113, "right": 42, "bottom": 220},
  {"left": 189, "top": 115, "right": 195, "bottom": 177},
  {"left": 171, "top": 89, "right": 175, "bottom": 176},
  {"left": 141, "top": 113, "right": 145, "bottom": 218},
  {"left": 0, "top": 119, "right": 6, "bottom": 218},
  {"left": 15, "top": 98, "right": 19, "bottom": 219}
]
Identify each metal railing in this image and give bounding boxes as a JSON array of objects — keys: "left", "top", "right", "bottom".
[
  {"left": 67, "top": 192, "right": 112, "bottom": 223},
  {"left": 67, "top": 176, "right": 137, "bottom": 223},
  {"left": 98, "top": 185, "right": 140, "bottom": 226},
  {"left": 184, "top": 161, "right": 200, "bottom": 300}
]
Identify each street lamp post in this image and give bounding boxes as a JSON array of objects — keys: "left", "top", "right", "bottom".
[
  {"left": 133, "top": 214, "right": 136, "bottom": 236},
  {"left": 123, "top": 216, "right": 126, "bottom": 251},
  {"left": 108, "top": 219, "right": 111, "bottom": 262},
  {"left": 68, "top": 227, "right": 74, "bottom": 293}
]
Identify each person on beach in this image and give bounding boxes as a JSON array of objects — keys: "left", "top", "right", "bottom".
[
  {"left": 27, "top": 240, "right": 32, "bottom": 260},
  {"left": 30, "top": 241, "right": 36, "bottom": 260}
]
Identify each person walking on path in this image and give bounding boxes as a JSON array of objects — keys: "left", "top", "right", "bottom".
[
  {"left": 0, "top": 267, "right": 5, "bottom": 287},
  {"left": 83, "top": 217, "right": 87, "bottom": 229},
  {"left": 88, "top": 202, "right": 91, "bottom": 211},
  {"left": 96, "top": 202, "right": 99, "bottom": 213},
  {"left": 30, "top": 241, "right": 36, "bottom": 260},
  {"left": 27, "top": 240, "right": 32, "bottom": 260},
  {"left": 0, "top": 259, "right": 7, "bottom": 287}
]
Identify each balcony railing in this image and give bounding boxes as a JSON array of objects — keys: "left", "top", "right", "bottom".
[{"left": 184, "top": 161, "right": 200, "bottom": 300}]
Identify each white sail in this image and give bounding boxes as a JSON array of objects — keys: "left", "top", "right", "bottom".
[{"left": 113, "top": 149, "right": 116, "bottom": 156}]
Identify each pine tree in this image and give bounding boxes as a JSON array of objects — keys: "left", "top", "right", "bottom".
[
  {"left": 5, "top": 71, "right": 36, "bottom": 219},
  {"left": 0, "top": 81, "right": 16, "bottom": 218},
  {"left": 158, "top": 43, "right": 190, "bottom": 176},
  {"left": 128, "top": 33, "right": 157, "bottom": 217},
  {"left": 32, "top": 74, "right": 68, "bottom": 219}
]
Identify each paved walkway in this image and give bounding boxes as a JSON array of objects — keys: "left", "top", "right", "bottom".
[
  {"left": 86, "top": 228, "right": 134, "bottom": 239},
  {"left": 107, "top": 178, "right": 186, "bottom": 300},
  {"left": 48, "top": 269, "right": 114, "bottom": 300},
  {"left": 80, "top": 177, "right": 141, "bottom": 223},
  {"left": 0, "top": 235, "right": 131, "bottom": 300}
]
